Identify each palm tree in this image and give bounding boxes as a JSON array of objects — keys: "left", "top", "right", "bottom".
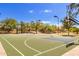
[
  {"left": 20, "top": 21, "right": 24, "bottom": 33},
  {"left": 31, "top": 21, "right": 35, "bottom": 31},
  {"left": 35, "top": 20, "right": 41, "bottom": 34},
  {"left": 25, "top": 23, "right": 31, "bottom": 33}
]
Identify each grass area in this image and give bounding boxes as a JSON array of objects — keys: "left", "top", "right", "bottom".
[{"left": 0, "top": 34, "right": 77, "bottom": 56}]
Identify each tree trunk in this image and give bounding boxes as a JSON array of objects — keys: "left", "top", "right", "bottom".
[
  {"left": 36, "top": 28, "right": 37, "bottom": 34},
  {"left": 68, "top": 28, "right": 70, "bottom": 36},
  {"left": 16, "top": 28, "right": 18, "bottom": 34},
  {"left": 36, "top": 26, "right": 38, "bottom": 34}
]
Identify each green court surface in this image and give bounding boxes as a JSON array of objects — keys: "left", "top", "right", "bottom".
[{"left": 0, "top": 34, "right": 76, "bottom": 56}]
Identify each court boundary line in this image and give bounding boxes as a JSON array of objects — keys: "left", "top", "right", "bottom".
[
  {"left": 24, "top": 38, "right": 66, "bottom": 56},
  {"left": 34, "top": 44, "right": 66, "bottom": 56},
  {"left": 24, "top": 40, "right": 41, "bottom": 53},
  {"left": 24, "top": 37, "right": 76, "bottom": 56},
  {"left": 1, "top": 37, "right": 25, "bottom": 56},
  {"left": 34, "top": 40, "right": 77, "bottom": 56},
  {"left": 1, "top": 35, "right": 77, "bottom": 56}
]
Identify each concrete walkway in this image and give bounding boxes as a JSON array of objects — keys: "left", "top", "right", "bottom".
[
  {"left": 63, "top": 46, "right": 79, "bottom": 56},
  {"left": 0, "top": 42, "right": 6, "bottom": 56}
]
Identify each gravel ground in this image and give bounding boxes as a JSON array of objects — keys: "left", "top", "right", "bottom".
[
  {"left": 0, "top": 42, "right": 6, "bottom": 56},
  {"left": 63, "top": 46, "right": 79, "bottom": 56}
]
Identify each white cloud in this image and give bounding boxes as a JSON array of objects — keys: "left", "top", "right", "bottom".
[
  {"left": 28, "top": 9, "right": 52, "bottom": 13},
  {"left": 29, "top": 10, "right": 33, "bottom": 13},
  {"left": 44, "top": 9, "right": 52, "bottom": 13},
  {"left": 42, "top": 21, "right": 51, "bottom": 24}
]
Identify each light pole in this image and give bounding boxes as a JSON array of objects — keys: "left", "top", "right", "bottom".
[{"left": 54, "top": 16, "right": 60, "bottom": 35}]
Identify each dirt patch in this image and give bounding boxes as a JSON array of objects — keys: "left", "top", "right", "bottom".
[
  {"left": 63, "top": 46, "right": 79, "bottom": 56},
  {"left": 0, "top": 42, "right": 7, "bottom": 56}
]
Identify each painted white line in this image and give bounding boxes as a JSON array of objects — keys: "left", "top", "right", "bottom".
[
  {"left": 34, "top": 40, "right": 77, "bottom": 56},
  {"left": 34, "top": 44, "right": 66, "bottom": 56},
  {"left": 24, "top": 40, "right": 41, "bottom": 53},
  {"left": 1, "top": 37, "right": 25, "bottom": 56}
]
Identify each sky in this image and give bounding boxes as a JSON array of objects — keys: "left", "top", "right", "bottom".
[{"left": 0, "top": 3, "right": 68, "bottom": 25}]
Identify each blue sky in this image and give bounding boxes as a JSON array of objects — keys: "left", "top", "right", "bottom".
[{"left": 0, "top": 3, "right": 68, "bottom": 25}]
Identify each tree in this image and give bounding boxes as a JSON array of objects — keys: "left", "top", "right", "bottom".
[
  {"left": 35, "top": 20, "right": 41, "bottom": 34},
  {"left": 30, "top": 21, "right": 36, "bottom": 31},
  {"left": 25, "top": 23, "right": 31, "bottom": 33},
  {"left": 39, "top": 23, "right": 57, "bottom": 33},
  {"left": 67, "top": 3, "right": 79, "bottom": 18},
  {"left": 16, "top": 23, "right": 20, "bottom": 34},
  {"left": 70, "top": 27, "right": 79, "bottom": 34},
  {"left": 20, "top": 21, "right": 26, "bottom": 33},
  {"left": 67, "top": 3, "right": 79, "bottom": 25},
  {"left": 1, "top": 18, "right": 17, "bottom": 33},
  {"left": 62, "top": 3, "right": 79, "bottom": 36},
  {"left": 62, "top": 17, "right": 75, "bottom": 36}
]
